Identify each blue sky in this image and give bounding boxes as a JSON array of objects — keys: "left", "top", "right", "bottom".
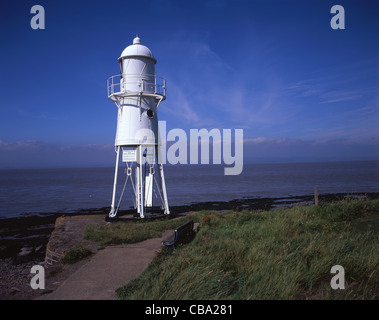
[{"left": 0, "top": 0, "right": 378, "bottom": 168}]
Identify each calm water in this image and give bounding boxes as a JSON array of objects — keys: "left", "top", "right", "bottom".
[{"left": 0, "top": 160, "right": 378, "bottom": 219}]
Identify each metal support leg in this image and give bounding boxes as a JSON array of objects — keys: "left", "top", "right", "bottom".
[
  {"left": 159, "top": 162, "right": 170, "bottom": 215},
  {"left": 138, "top": 146, "right": 145, "bottom": 218},
  {"left": 109, "top": 146, "right": 120, "bottom": 217},
  {"left": 135, "top": 164, "right": 139, "bottom": 211}
]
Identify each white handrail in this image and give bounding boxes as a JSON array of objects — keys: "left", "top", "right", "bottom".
[{"left": 107, "top": 74, "right": 166, "bottom": 98}]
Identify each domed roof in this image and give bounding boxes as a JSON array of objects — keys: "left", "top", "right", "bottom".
[{"left": 118, "top": 36, "right": 157, "bottom": 63}]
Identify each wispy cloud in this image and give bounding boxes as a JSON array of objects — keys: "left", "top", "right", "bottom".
[
  {"left": 0, "top": 140, "right": 115, "bottom": 168},
  {"left": 175, "top": 38, "right": 234, "bottom": 73},
  {"left": 319, "top": 94, "right": 362, "bottom": 104},
  {"left": 245, "top": 137, "right": 291, "bottom": 145},
  {"left": 162, "top": 82, "right": 201, "bottom": 125},
  {"left": 289, "top": 80, "right": 367, "bottom": 104},
  {"left": 161, "top": 38, "right": 236, "bottom": 128},
  {"left": 287, "top": 59, "right": 378, "bottom": 105},
  {"left": 0, "top": 140, "right": 41, "bottom": 151},
  {"left": 243, "top": 136, "right": 379, "bottom": 162}
]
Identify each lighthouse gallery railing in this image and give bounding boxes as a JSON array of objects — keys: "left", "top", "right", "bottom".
[{"left": 107, "top": 74, "right": 166, "bottom": 99}]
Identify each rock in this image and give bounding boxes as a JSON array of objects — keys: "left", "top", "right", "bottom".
[
  {"left": 10, "top": 287, "right": 21, "bottom": 294},
  {"left": 14, "top": 247, "right": 34, "bottom": 264},
  {"left": 19, "top": 247, "right": 33, "bottom": 256}
]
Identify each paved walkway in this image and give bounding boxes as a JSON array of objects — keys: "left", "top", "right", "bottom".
[{"left": 36, "top": 230, "right": 172, "bottom": 300}]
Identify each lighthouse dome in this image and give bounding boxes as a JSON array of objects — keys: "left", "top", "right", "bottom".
[{"left": 118, "top": 36, "right": 157, "bottom": 63}]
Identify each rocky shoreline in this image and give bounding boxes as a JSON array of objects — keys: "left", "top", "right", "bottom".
[{"left": 1, "top": 192, "right": 378, "bottom": 299}]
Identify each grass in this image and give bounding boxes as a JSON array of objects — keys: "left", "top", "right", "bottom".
[
  {"left": 83, "top": 216, "right": 192, "bottom": 245},
  {"left": 61, "top": 247, "right": 93, "bottom": 264},
  {"left": 112, "top": 199, "right": 379, "bottom": 300}
]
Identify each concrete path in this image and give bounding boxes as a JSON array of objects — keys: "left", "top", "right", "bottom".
[{"left": 36, "top": 230, "right": 173, "bottom": 300}]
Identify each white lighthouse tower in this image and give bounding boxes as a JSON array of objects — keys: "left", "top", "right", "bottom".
[{"left": 107, "top": 36, "right": 169, "bottom": 219}]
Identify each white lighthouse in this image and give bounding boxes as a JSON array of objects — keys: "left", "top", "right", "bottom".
[{"left": 107, "top": 36, "right": 169, "bottom": 219}]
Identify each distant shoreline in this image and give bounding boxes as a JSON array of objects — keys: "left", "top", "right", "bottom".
[
  {"left": 0, "top": 158, "right": 378, "bottom": 171},
  {"left": 1, "top": 192, "right": 379, "bottom": 263}
]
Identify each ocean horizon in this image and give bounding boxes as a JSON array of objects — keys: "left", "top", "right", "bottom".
[{"left": 0, "top": 160, "right": 378, "bottom": 219}]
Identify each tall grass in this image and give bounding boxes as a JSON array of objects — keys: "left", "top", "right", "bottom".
[
  {"left": 83, "top": 216, "right": 191, "bottom": 245},
  {"left": 115, "top": 199, "right": 379, "bottom": 300}
]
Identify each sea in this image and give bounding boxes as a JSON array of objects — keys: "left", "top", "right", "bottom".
[{"left": 0, "top": 160, "right": 378, "bottom": 219}]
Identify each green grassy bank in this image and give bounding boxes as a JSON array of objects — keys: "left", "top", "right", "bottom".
[{"left": 86, "top": 199, "right": 379, "bottom": 300}]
